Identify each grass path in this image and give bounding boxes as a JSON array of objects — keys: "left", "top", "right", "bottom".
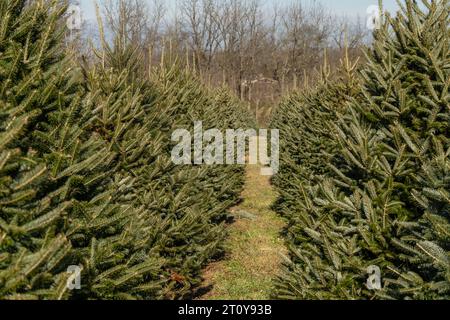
[{"left": 199, "top": 164, "right": 286, "bottom": 300}]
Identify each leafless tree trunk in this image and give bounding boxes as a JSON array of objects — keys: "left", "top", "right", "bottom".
[{"left": 77, "top": 0, "right": 367, "bottom": 107}]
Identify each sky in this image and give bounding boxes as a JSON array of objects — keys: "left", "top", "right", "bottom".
[{"left": 78, "top": 0, "right": 401, "bottom": 22}]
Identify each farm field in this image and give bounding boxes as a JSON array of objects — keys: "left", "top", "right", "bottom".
[{"left": 0, "top": 0, "right": 448, "bottom": 301}]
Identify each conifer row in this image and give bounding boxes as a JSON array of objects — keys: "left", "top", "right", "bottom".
[
  {"left": 0, "top": 0, "right": 252, "bottom": 299},
  {"left": 271, "top": 0, "right": 449, "bottom": 300}
]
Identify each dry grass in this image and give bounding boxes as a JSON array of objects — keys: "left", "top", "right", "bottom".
[{"left": 198, "top": 164, "right": 286, "bottom": 300}]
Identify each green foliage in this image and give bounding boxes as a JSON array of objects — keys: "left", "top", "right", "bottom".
[
  {"left": 0, "top": 0, "right": 93, "bottom": 299},
  {"left": 0, "top": 0, "right": 252, "bottom": 299},
  {"left": 271, "top": 0, "right": 449, "bottom": 300},
  {"left": 271, "top": 51, "right": 362, "bottom": 223},
  {"left": 384, "top": 141, "right": 449, "bottom": 299}
]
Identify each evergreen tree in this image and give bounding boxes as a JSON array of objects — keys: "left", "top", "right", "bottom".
[
  {"left": 272, "top": 0, "right": 449, "bottom": 300},
  {"left": 147, "top": 63, "right": 251, "bottom": 297},
  {"left": 1, "top": 0, "right": 252, "bottom": 299},
  {"left": 70, "top": 8, "right": 253, "bottom": 298},
  {"left": 0, "top": 0, "right": 119, "bottom": 299},
  {"left": 271, "top": 52, "right": 363, "bottom": 300},
  {"left": 271, "top": 51, "right": 361, "bottom": 221}
]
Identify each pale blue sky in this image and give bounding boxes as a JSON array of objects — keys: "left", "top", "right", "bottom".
[{"left": 79, "top": 0, "right": 400, "bottom": 22}]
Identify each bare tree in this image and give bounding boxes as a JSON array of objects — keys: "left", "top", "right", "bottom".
[
  {"left": 78, "top": 0, "right": 366, "bottom": 108},
  {"left": 279, "top": 1, "right": 331, "bottom": 80},
  {"left": 332, "top": 15, "right": 368, "bottom": 50},
  {"left": 102, "top": 0, "right": 165, "bottom": 49},
  {"left": 181, "top": 0, "right": 221, "bottom": 71}
]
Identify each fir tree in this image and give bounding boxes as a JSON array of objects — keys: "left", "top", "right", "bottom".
[
  {"left": 272, "top": 0, "right": 449, "bottom": 300},
  {"left": 1, "top": 0, "right": 252, "bottom": 299},
  {"left": 70, "top": 9, "right": 253, "bottom": 298},
  {"left": 384, "top": 141, "right": 449, "bottom": 299}
]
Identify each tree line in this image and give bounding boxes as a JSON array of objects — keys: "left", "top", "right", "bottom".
[{"left": 71, "top": 0, "right": 369, "bottom": 123}]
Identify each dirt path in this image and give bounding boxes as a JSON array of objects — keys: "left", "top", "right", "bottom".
[{"left": 199, "top": 164, "right": 286, "bottom": 300}]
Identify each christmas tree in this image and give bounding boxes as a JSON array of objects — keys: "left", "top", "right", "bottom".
[
  {"left": 272, "top": 0, "right": 449, "bottom": 300},
  {"left": 0, "top": 0, "right": 121, "bottom": 299},
  {"left": 1, "top": 0, "right": 253, "bottom": 299}
]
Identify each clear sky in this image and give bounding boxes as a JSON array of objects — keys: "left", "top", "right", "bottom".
[{"left": 79, "top": 0, "right": 401, "bottom": 22}]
